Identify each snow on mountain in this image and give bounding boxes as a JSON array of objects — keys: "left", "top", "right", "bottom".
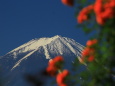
[
  {"left": 3, "top": 35, "right": 84, "bottom": 70},
  {"left": 0, "top": 35, "right": 85, "bottom": 86},
  {"left": 8, "top": 35, "right": 84, "bottom": 57}
]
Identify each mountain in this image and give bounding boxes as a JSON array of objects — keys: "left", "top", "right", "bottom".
[{"left": 0, "top": 35, "right": 85, "bottom": 86}]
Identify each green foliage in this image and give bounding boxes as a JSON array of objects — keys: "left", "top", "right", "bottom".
[
  {"left": 48, "top": 1, "right": 115, "bottom": 86},
  {"left": 68, "top": 0, "right": 115, "bottom": 86}
]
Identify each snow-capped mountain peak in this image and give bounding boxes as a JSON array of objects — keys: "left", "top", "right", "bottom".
[
  {"left": 8, "top": 35, "right": 61, "bottom": 55},
  {"left": 2, "top": 35, "right": 85, "bottom": 70},
  {"left": 0, "top": 35, "right": 85, "bottom": 86}
]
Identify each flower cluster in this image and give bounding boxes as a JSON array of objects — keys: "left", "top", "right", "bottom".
[
  {"left": 46, "top": 56, "right": 64, "bottom": 76},
  {"left": 77, "top": 5, "right": 94, "bottom": 24},
  {"left": 46, "top": 56, "right": 70, "bottom": 86},
  {"left": 61, "top": 0, "right": 74, "bottom": 6},
  {"left": 56, "top": 70, "right": 69, "bottom": 86},
  {"left": 81, "top": 39, "right": 98, "bottom": 62},
  {"left": 77, "top": 0, "right": 115, "bottom": 25}
]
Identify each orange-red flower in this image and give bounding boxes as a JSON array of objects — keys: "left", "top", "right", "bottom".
[
  {"left": 56, "top": 70, "right": 69, "bottom": 86},
  {"left": 101, "top": 7, "right": 114, "bottom": 19},
  {"left": 96, "top": 16, "right": 105, "bottom": 25},
  {"left": 82, "top": 47, "right": 95, "bottom": 56},
  {"left": 110, "top": 0, "right": 115, "bottom": 8},
  {"left": 77, "top": 0, "right": 115, "bottom": 25},
  {"left": 61, "top": 0, "right": 74, "bottom": 6},
  {"left": 53, "top": 56, "right": 64, "bottom": 62},
  {"left": 88, "top": 55, "right": 95, "bottom": 62},
  {"left": 46, "top": 66, "right": 57, "bottom": 76},
  {"left": 94, "top": 0, "right": 103, "bottom": 15},
  {"left": 82, "top": 48, "right": 91, "bottom": 56},
  {"left": 86, "top": 39, "right": 98, "bottom": 46},
  {"left": 77, "top": 5, "right": 94, "bottom": 23},
  {"left": 80, "top": 39, "right": 97, "bottom": 63},
  {"left": 46, "top": 56, "right": 64, "bottom": 76}
]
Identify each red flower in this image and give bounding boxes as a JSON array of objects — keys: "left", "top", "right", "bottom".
[
  {"left": 110, "top": 0, "right": 115, "bottom": 8},
  {"left": 77, "top": 0, "right": 115, "bottom": 25},
  {"left": 101, "top": 7, "right": 113, "bottom": 19},
  {"left": 94, "top": 0, "right": 115, "bottom": 25},
  {"left": 77, "top": 4, "right": 94, "bottom": 23},
  {"left": 96, "top": 16, "right": 105, "bottom": 25},
  {"left": 94, "top": 0, "right": 103, "bottom": 15},
  {"left": 46, "top": 56, "right": 64, "bottom": 76},
  {"left": 57, "top": 73, "right": 64, "bottom": 85},
  {"left": 46, "top": 66, "right": 57, "bottom": 76},
  {"left": 88, "top": 55, "right": 95, "bottom": 62},
  {"left": 82, "top": 48, "right": 90, "bottom": 56},
  {"left": 62, "top": 69, "right": 69, "bottom": 76},
  {"left": 82, "top": 47, "right": 95, "bottom": 56},
  {"left": 53, "top": 56, "right": 64, "bottom": 62},
  {"left": 80, "top": 39, "right": 97, "bottom": 63},
  {"left": 61, "top": 0, "right": 74, "bottom": 6},
  {"left": 48, "top": 59, "right": 55, "bottom": 66},
  {"left": 56, "top": 70, "right": 69, "bottom": 86},
  {"left": 86, "top": 39, "right": 98, "bottom": 46}
]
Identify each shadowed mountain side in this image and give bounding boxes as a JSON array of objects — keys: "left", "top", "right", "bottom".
[{"left": 0, "top": 35, "right": 85, "bottom": 86}]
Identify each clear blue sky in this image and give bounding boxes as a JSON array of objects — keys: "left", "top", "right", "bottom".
[{"left": 0, "top": 0, "right": 91, "bottom": 56}]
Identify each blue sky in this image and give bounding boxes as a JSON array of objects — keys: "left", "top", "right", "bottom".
[{"left": 0, "top": 0, "right": 91, "bottom": 56}]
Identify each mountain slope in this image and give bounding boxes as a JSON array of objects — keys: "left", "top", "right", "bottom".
[{"left": 0, "top": 35, "right": 85, "bottom": 86}]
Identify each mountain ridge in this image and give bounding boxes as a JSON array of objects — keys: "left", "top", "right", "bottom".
[
  {"left": 0, "top": 35, "right": 85, "bottom": 86},
  {"left": 10, "top": 35, "right": 84, "bottom": 70}
]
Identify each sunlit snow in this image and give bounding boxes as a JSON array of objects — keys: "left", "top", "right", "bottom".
[{"left": 9, "top": 35, "right": 85, "bottom": 70}]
